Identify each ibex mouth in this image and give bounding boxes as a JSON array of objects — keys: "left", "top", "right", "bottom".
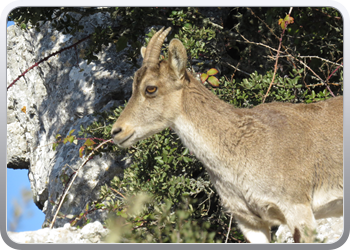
[{"left": 116, "top": 131, "right": 135, "bottom": 147}]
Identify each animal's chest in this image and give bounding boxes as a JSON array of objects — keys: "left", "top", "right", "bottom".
[
  {"left": 173, "top": 121, "right": 243, "bottom": 206},
  {"left": 174, "top": 120, "right": 276, "bottom": 224}
]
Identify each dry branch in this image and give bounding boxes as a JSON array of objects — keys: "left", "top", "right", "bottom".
[
  {"left": 237, "top": 25, "right": 340, "bottom": 99},
  {"left": 7, "top": 35, "right": 91, "bottom": 91},
  {"left": 269, "top": 55, "right": 343, "bottom": 67},
  {"left": 49, "top": 138, "right": 112, "bottom": 229}
]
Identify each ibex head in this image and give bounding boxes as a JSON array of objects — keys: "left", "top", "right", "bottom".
[{"left": 111, "top": 27, "right": 187, "bottom": 147}]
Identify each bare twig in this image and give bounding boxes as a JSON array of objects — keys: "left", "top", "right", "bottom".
[
  {"left": 207, "top": 20, "right": 223, "bottom": 30},
  {"left": 262, "top": 9, "right": 294, "bottom": 103},
  {"left": 314, "top": 8, "right": 342, "bottom": 20},
  {"left": 306, "top": 82, "right": 342, "bottom": 88},
  {"left": 241, "top": 7, "right": 342, "bottom": 99},
  {"left": 295, "top": 58, "right": 336, "bottom": 97},
  {"left": 247, "top": 8, "right": 279, "bottom": 41},
  {"left": 289, "top": 7, "right": 293, "bottom": 15},
  {"left": 268, "top": 55, "right": 343, "bottom": 67},
  {"left": 327, "top": 63, "right": 343, "bottom": 82},
  {"left": 33, "top": 136, "right": 109, "bottom": 151},
  {"left": 247, "top": 7, "right": 293, "bottom": 55},
  {"left": 262, "top": 28, "right": 285, "bottom": 103},
  {"left": 49, "top": 139, "right": 113, "bottom": 229},
  {"left": 264, "top": 52, "right": 340, "bottom": 97},
  {"left": 110, "top": 187, "right": 126, "bottom": 199},
  {"left": 224, "top": 62, "right": 250, "bottom": 76},
  {"left": 225, "top": 214, "right": 233, "bottom": 243},
  {"left": 236, "top": 33, "right": 281, "bottom": 54},
  {"left": 7, "top": 35, "right": 91, "bottom": 90}
]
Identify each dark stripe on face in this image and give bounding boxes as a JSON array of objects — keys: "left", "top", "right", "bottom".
[{"left": 133, "top": 66, "right": 148, "bottom": 93}]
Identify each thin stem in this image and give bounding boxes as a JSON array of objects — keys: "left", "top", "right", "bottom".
[
  {"left": 49, "top": 139, "right": 112, "bottom": 229},
  {"left": 262, "top": 29, "right": 285, "bottom": 103},
  {"left": 327, "top": 63, "right": 343, "bottom": 82},
  {"left": 7, "top": 35, "right": 91, "bottom": 90},
  {"left": 110, "top": 187, "right": 126, "bottom": 199},
  {"left": 225, "top": 214, "right": 233, "bottom": 243}
]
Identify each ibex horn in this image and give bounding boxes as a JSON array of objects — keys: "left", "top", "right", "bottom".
[{"left": 143, "top": 27, "right": 172, "bottom": 66}]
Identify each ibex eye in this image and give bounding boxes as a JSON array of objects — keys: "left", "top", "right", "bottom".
[{"left": 146, "top": 86, "right": 157, "bottom": 94}]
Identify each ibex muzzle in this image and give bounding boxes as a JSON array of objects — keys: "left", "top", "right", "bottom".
[{"left": 111, "top": 27, "right": 343, "bottom": 243}]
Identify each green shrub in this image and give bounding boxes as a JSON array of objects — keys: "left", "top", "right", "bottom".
[
  {"left": 210, "top": 68, "right": 334, "bottom": 108},
  {"left": 80, "top": 103, "right": 241, "bottom": 242}
]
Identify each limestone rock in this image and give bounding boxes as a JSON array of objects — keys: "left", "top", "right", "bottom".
[
  {"left": 7, "top": 221, "right": 109, "bottom": 243},
  {"left": 275, "top": 216, "right": 344, "bottom": 243},
  {"left": 7, "top": 12, "right": 134, "bottom": 227}
]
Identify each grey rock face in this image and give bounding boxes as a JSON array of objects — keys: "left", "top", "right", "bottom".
[
  {"left": 275, "top": 217, "right": 344, "bottom": 243},
  {"left": 7, "top": 221, "right": 109, "bottom": 243},
  {"left": 6, "top": 218, "right": 344, "bottom": 244},
  {"left": 7, "top": 13, "right": 134, "bottom": 227}
]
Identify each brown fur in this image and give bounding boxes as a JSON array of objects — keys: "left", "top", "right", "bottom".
[{"left": 111, "top": 28, "right": 343, "bottom": 243}]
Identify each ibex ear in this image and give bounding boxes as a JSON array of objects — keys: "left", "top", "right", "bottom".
[
  {"left": 168, "top": 39, "right": 187, "bottom": 79},
  {"left": 140, "top": 46, "right": 147, "bottom": 58}
]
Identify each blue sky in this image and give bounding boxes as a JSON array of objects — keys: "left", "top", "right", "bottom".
[{"left": 7, "top": 20, "right": 45, "bottom": 232}]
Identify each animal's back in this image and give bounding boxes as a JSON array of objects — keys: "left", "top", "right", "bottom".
[
  {"left": 245, "top": 96, "right": 343, "bottom": 215},
  {"left": 251, "top": 96, "right": 343, "bottom": 168}
]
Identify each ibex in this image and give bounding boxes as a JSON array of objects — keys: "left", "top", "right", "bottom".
[{"left": 111, "top": 27, "right": 343, "bottom": 243}]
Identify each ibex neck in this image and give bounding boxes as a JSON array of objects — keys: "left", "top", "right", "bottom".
[{"left": 172, "top": 77, "right": 246, "bottom": 172}]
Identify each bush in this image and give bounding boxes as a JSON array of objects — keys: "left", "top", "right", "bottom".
[{"left": 80, "top": 104, "right": 242, "bottom": 243}]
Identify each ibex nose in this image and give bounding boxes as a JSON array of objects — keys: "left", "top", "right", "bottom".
[{"left": 111, "top": 127, "right": 122, "bottom": 137}]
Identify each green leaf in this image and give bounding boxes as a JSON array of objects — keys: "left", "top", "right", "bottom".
[
  {"left": 207, "top": 68, "right": 218, "bottom": 76},
  {"left": 155, "top": 156, "right": 164, "bottom": 165},
  {"left": 85, "top": 138, "right": 96, "bottom": 147},
  {"left": 115, "top": 36, "right": 128, "bottom": 52},
  {"left": 155, "top": 134, "right": 160, "bottom": 141},
  {"left": 120, "top": 212, "right": 128, "bottom": 218},
  {"left": 57, "top": 212, "right": 65, "bottom": 218},
  {"left": 182, "top": 148, "right": 189, "bottom": 155},
  {"left": 184, "top": 23, "right": 192, "bottom": 29},
  {"left": 167, "top": 156, "right": 174, "bottom": 164},
  {"left": 284, "top": 14, "right": 294, "bottom": 24},
  {"left": 200, "top": 73, "right": 208, "bottom": 83},
  {"left": 79, "top": 146, "right": 85, "bottom": 158},
  {"left": 67, "top": 135, "right": 75, "bottom": 144},
  {"left": 278, "top": 18, "right": 285, "bottom": 30},
  {"left": 208, "top": 76, "right": 220, "bottom": 87},
  {"left": 164, "top": 138, "right": 169, "bottom": 145},
  {"left": 162, "top": 149, "right": 168, "bottom": 156},
  {"left": 183, "top": 157, "right": 192, "bottom": 163}
]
